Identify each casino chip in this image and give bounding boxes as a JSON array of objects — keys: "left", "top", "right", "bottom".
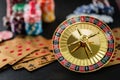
[
  {"left": 74, "top": 4, "right": 99, "bottom": 14},
  {"left": 0, "top": 31, "right": 13, "bottom": 42},
  {"left": 101, "top": 6, "right": 114, "bottom": 16},
  {"left": 73, "top": 3, "right": 114, "bottom": 15},
  {"left": 67, "top": 2, "right": 114, "bottom": 23},
  {"left": 66, "top": 13, "right": 113, "bottom": 23}
]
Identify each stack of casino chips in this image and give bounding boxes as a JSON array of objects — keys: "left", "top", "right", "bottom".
[
  {"left": 3, "top": 0, "right": 55, "bottom": 36},
  {"left": 40, "top": 0, "right": 55, "bottom": 23},
  {"left": 66, "top": 0, "right": 114, "bottom": 23},
  {"left": 4, "top": 0, "right": 26, "bottom": 35},
  {"left": 24, "top": 0, "right": 42, "bottom": 35}
]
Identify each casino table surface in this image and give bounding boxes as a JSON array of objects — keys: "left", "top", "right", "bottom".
[{"left": 0, "top": 0, "right": 120, "bottom": 80}]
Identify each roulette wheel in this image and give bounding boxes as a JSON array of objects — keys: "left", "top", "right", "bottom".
[{"left": 52, "top": 16, "right": 115, "bottom": 73}]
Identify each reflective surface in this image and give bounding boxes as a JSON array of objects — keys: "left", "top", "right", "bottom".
[{"left": 59, "top": 22, "right": 108, "bottom": 66}]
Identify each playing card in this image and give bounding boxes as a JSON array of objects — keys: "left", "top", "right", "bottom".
[
  {"left": 0, "top": 36, "right": 37, "bottom": 65},
  {"left": 45, "top": 53, "right": 56, "bottom": 61},
  {"left": 12, "top": 48, "right": 52, "bottom": 70},
  {"left": 12, "top": 35, "right": 53, "bottom": 70},
  {"left": 106, "top": 27, "right": 120, "bottom": 67},
  {"left": 17, "top": 48, "right": 52, "bottom": 63},
  {"left": 46, "top": 39, "right": 53, "bottom": 51},
  {"left": 12, "top": 57, "right": 38, "bottom": 70},
  {"left": 0, "top": 34, "right": 53, "bottom": 70},
  {"left": 24, "top": 60, "right": 51, "bottom": 71},
  {"left": 12, "top": 63, "right": 23, "bottom": 70},
  {"left": 112, "top": 28, "right": 120, "bottom": 43},
  {"left": 22, "top": 56, "right": 48, "bottom": 71},
  {"left": 13, "top": 51, "right": 56, "bottom": 70},
  {"left": 23, "top": 53, "right": 56, "bottom": 71},
  {"left": 23, "top": 59, "right": 39, "bottom": 71},
  {"left": 12, "top": 36, "right": 53, "bottom": 64},
  {"left": 106, "top": 49, "right": 120, "bottom": 66},
  {"left": 0, "top": 53, "right": 13, "bottom": 68},
  {"left": 24, "top": 36, "right": 53, "bottom": 50},
  {"left": 12, "top": 48, "right": 56, "bottom": 70}
]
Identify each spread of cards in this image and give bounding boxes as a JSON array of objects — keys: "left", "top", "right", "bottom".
[
  {"left": 106, "top": 28, "right": 120, "bottom": 67},
  {"left": 0, "top": 35, "right": 56, "bottom": 71}
]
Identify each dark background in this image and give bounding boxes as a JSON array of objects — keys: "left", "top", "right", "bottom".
[{"left": 0, "top": 0, "right": 120, "bottom": 80}]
